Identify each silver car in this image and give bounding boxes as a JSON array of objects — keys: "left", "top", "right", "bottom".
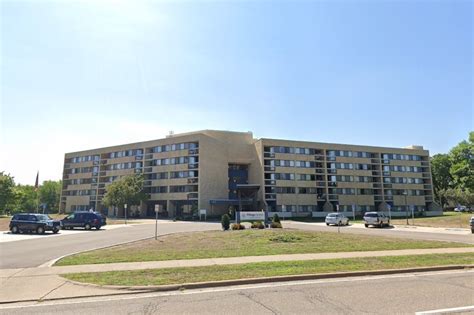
[
  {"left": 363, "top": 212, "right": 390, "bottom": 228},
  {"left": 325, "top": 213, "right": 350, "bottom": 226}
]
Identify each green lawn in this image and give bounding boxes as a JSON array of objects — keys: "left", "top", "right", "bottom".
[
  {"left": 63, "top": 252, "right": 474, "bottom": 286},
  {"left": 56, "top": 229, "right": 471, "bottom": 266},
  {"left": 390, "top": 211, "right": 472, "bottom": 228}
]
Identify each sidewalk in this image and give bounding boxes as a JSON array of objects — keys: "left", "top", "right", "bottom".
[{"left": 1, "top": 247, "right": 473, "bottom": 304}]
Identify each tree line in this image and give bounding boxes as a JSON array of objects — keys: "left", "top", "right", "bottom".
[
  {"left": 0, "top": 172, "right": 62, "bottom": 215},
  {"left": 431, "top": 132, "right": 474, "bottom": 208}
]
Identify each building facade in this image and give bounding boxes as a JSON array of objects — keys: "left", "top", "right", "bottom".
[{"left": 60, "top": 130, "right": 440, "bottom": 218}]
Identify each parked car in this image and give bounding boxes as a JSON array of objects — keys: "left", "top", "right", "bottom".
[
  {"left": 60, "top": 211, "right": 106, "bottom": 230},
  {"left": 470, "top": 217, "right": 474, "bottom": 234},
  {"left": 454, "top": 206, "right": 467, "bottom": 212},
  {"left": 363, "top": 212, "right": 390, "bottom": 228},
  {"left": 325, "top": 213, "right": 349, "bottom": 226},
  {"left": 9, "top": 213, "right": 60, "bottom": 234}
]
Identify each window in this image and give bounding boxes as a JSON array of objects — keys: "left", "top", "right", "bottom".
[{"left": 275, "top": 187, "right": 296, "bottom": 194}]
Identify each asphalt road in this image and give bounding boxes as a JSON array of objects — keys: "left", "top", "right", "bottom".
[
  {"left": 284, "top": 221, "right": 474, "bottom": 244},
  {"left": 1, "top": 270, "right": 473, "bottom": 314},
  {"left": 0, "top": 221, "right": 220, "bottom": 269}
]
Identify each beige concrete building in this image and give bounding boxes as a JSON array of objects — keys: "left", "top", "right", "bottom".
[{"left": 60, "top": 130, "right": 440, "bottom": 218}]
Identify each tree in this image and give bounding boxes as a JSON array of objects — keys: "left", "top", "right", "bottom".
[
  {"left": 0, "top": 172, "right": 16, "bottom": 214},
  {"left": 39, "top": 180, "right": 62, "bottom": 213},
  {"left": 430, "top": 154, "right": 452, "bottom": 207},
  {"left": 102, "top": 174, "right": 148, "bottom": 212},
  {"left": 11, "top": 185, "right": 37, "bottom": 213},
  {"left": 221, "top": 214, "right": 230, "bottom": 230},
  {"left": 449, "top": 132, "right": 474, "bottom": 190}
]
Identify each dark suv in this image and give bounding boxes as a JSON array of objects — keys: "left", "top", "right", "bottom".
[
  {"left": 60, "top": 211, "right": 106, "bottom": 230},
  {"left": 9, "top": 213, "right": 60, "bottom": 234}
]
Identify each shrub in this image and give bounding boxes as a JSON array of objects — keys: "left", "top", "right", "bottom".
[
  {"left": 221, "top": 214, "right": 230, "bottom": 231},
  {"left": 231, "top": 223, "right": 246, "bottom": 230},
  {"left": 272, "top": 213, "right": 281, "bottom": 224},
  {"left": 251, "top": 221, "right": 265, "bottom": 229},
  {"left": 270, "top": 222, "right": 282, "bottom": 228}
]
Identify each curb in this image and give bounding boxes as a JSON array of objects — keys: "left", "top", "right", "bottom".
[
  {"left": 66, "top": 265, "right": 474, "bottom": 292},
  {"left": 1, "top": 265, "right": 473, "bottom": 305},
  {"left": 42, "top": 228, "right": 220, "bottom": 267}
]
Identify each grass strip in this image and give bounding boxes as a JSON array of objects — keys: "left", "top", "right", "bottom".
[
  {"left": 63, "top": 252, "right": 474, "bottom": 286},
  {"left": 56, "top": 229, "right": 471, "bottom": 266}
]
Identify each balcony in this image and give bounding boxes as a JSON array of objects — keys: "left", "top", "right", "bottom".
[
  {"left": 264, "top": 166, "right": 275, "bottom": 172},
  {"left": 187, "top": 193, "right": 198, "bottom": 199},
  {"left": 135, "top": 155, "right": 143, "bottom": 161},
  {"left": 189, "top": 149, "right": 199, "bottom": 155},
  {"left": 265, "top": 180, "right": 276, "bottom": 186},
  {"left": 188, "top": 178, "right": 198, "bottom": 184},
  {"left": 145, "top": 154, "right": 153, "bottom": 160},
  {"left": 188, "top": 163, "right": 199, "bottom": 169},
  {"left": 316, "top": 181, "right": 326, "bottom": 187},
  {"left": 265, "top": 194, "right": 276, "bottom": 200},
  {"left": 264, "top": 152, "right": 275, "bottom": 158},
  {"left": 144, "top": 167, "right": 152, "bottom": 173},
  {"left": 371, "top": 159, "right": 380, "bottom": 164},
  {"left": 327, "top": 169, "right": 336, "bottom": 174}
]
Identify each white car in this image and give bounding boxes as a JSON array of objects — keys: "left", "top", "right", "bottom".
[
  {"left": 325, "top": 213, "right": 349, "bottom": 226},
  {"left": 454, "top": 206, "right": 467, "bottom": 212}
]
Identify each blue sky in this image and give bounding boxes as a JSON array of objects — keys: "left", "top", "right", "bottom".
[{"left": 1, "top": 0, "right": 472, "bottom": 184}]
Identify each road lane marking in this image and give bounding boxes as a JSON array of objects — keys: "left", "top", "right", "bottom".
[{"left": 416, "top": 305, "right": 474, "bottom": 314}]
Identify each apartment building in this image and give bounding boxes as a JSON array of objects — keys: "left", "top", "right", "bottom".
[{"left": 60, "top": 130, "right": 440, "bottom": 218}]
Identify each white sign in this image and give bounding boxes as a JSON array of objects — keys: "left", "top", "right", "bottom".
[
  {"left": 154, "top": 204, "right": 161, "bottom": 213},
  {"left": 240, "top": 211, "right": 265, "bottom": 221}
]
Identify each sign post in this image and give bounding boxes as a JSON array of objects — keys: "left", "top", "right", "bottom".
[
  {"left": 124, "top": 204, "right": 128, "bottom": 225},
  {"left": 387, "top": 204, "right": 392, "bottom": 222},
  {"left": 411, "top": 206, "right": 415, "bottom": 226},
  {"left": 352, "top": 204, "right": 356, "bottom": 221},
  {"left": 154, "top": 204, "right": 160, "bottom": 240}
]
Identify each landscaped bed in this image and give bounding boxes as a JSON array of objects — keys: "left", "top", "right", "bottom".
[
  {"left": 55, "top": 229, "right": 472, "bottom": 266},
  {"left": 63, "top": 252, "right": 474, "bottom": 286}
]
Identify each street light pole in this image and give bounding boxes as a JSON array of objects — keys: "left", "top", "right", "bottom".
[
  {"left": 124, "top": 203, "right": 128, "bottom": 225},
  {"left": 403, "top": 191, "right": 408, "bottom": 225}
]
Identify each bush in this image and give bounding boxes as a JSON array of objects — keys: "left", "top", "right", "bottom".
[
  {"left": 221, "top": 214, "right": 230, "bottom": 231},
  {"left": 231, "top": 223, "right": 246, "bottom": 230},
  {"left": 270, "top": 222, "right": 282, "bottom": 228},
  {"left": 272, "top": 213, "right": 281, "bottom": 224},
  {"left": 251, "top": 221, "right": 265, "bottom": 229}
]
